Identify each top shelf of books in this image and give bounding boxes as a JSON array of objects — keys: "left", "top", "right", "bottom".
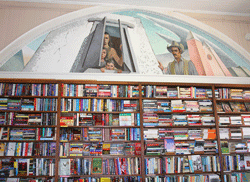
[
  {"left": 143, "top": 85, "right": 212, "bottom": 99},
  {"left": 215, "top": 87, "right": 250, "bottom": 100},
  {"left": 0, "top": 83, "right": 58, "bottom": 97},
  {"left": 61, "top": 84, "right": 139, "bottom": 98},
  {"left": 61, "top": 84, "right": 214, "bottom": 99}
]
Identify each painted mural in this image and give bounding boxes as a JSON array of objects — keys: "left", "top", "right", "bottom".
[{"left": 1, "top": 9, "right": 250, "bottom": 77}]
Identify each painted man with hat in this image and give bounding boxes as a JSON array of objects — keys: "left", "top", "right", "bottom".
[{"left": 158, "top": 41, "right": 198, "bottom": 75}]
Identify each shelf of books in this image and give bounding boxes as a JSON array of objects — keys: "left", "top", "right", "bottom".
[
  {"left": 0, "top": 79, "right": 58, "bottom": 182},
  {"left": 215, "top": 86, "right": 250, "bottom": 182},
  {"left": 141, "top": 84, "right": 221, "bottom": 182},
  {"left": 58, "top": 82, "right": 142, "bottom": 182},
  {"left": 0, "top": 79, "right": 250, "bottom": 182}
]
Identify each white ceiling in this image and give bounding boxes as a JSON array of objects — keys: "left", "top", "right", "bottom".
[{"left": 3, "top": 0, "right": 250, "bottom": 16}]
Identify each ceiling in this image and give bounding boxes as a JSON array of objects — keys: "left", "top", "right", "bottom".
[{"left": 3, "top": 0, "right": 250, "bottom": 16}]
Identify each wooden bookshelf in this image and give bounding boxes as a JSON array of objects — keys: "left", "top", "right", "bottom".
[{"left": 0, "top": 79, "right": 249, "bottom": 181}]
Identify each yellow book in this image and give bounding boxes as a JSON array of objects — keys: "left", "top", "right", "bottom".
[{"left": 100, "top": 178, "right": 111, "bottom": 182}]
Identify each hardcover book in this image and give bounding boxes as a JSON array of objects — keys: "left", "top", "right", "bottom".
[{"left": 91, "top": 158, "right": 103, "bottom": 174}]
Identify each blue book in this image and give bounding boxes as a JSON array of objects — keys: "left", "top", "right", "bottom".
[{"left": 137, "top": 113, "right": 140, "bottom": 126}]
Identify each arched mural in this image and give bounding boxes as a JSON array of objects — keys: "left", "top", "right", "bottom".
[{"left": 1, "top": 8, "right": 250, "bottom": 77}]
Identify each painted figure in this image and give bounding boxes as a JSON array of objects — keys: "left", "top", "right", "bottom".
[
  {"left": 100, "top": 59, "right": 122, "bottom": 73},
  {"left": 100, "top": 48, "right": 108, "bottom": 68},
  {"left": 158, "top": 41, "right": 198, "bottom": 75},
  {"left": 103, "top": 32, "right": 123, "bottom": 70}
]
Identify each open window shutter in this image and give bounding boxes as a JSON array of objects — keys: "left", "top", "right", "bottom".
[
  {"left": 119, "top": 20, "right": 135, "bottom": 72},
  {"left": 71, "top": 17, "right": 106, "bottom": 72}
]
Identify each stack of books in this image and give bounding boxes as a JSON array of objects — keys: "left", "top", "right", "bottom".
[
  {"left": 229, "top": 88, "right": 243, "bottom": 99},
  {"left": 184, "top": 101, "right": 199, "bottom": 112},
  {"left": 143, "top": 113, "right": 158, "bottom": 127},
  {"left": 167, "top": 87, "right": 178, "bottom": 98},
  {"left": 157, "top": 100, "right": 171, "bottom": 112},
  {"left": 144, "top": 129, "right": 159, "bottom": 140},
  {"left": 235, "top": 143, "right": 248, "bottom": 153},
  {"left": 171, "top": 100, "right": 185, "bottom": 112},
  {"left": 196, "top": 88, "right": 212, "bottom": 98},
  {"left": 28, "top": 114, "right": 42, "bottom": 125},
  {"left": 175, "top": 141, "right": 190, "bottom": 154},
  {"left": 243, "top": 90, "right": 250, "bottom": 99},
  {"left": 178, "top": 87, "right": 192, "bottom": 98},
  {"left": 14, "top": 113, "right": 29, "bottom": 125},
  {"left": 218, "top": 116, "right": 230, "bottom": 126},
  {"left": 198, "top": 100, "right": 213, "bottom": 112},
  {"left": 204, "top": 141, "right": 217, "bottom": 153},
  {"left": 7, "top": 99, "right": 21, "bottom": 111},
  {"left": 154, "top": 86, "right": 168, "bottom": 98},
  {"left": 158, "top": 128, "right": 174, "bottom": 139},
  {"left": 145, "top": 142, "right": 164, "bottom": 155},
  {"left": 201, "top": 115, "right": 215, "bottom": 126},
  {"left": 85, "top": 84, "right": 98, "bottom": 97},
  {"left": 97, "top": 85, "right": 111, "bottom": 97},
  {"left": 143, "top": 100, "right": 157, "bottom": 112},
  {"left": 230, "top": 116, "right": 242, "bottom": 125},
  {"left": 89, "top": 128, "right": 103, "bottom": 141},
  {"left": 173, "top": 129, "right": 188, "bottom": 140},
  {"left": 187, "top": 115, "right": 202, "bottom": 126},
  {"left": 69, "top": 143, "right": 83, "bottom": 156},
  {"left": 172, "top": 115, "right": 187, "bottom": 126},
  {"left": 110, "top": 128, "right": 125, "bottom": 141},
  {"left": 188, "top": 129, "right": 202, "bottom": 140},
  {"left": 230, "top": 128, "right": 242, "bottom": 139},
  {"left": 158, "top": 114, "right": 173, "bottom": 126}
]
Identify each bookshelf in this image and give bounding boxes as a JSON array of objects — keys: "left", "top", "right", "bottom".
[
  {"left": 0, "top": 79, "right": 58, "bottom": 182},
  {"left": 0, "top": 79, "right": 249, "bottom": 182},
  {"left": 58, "top": 81, "right": 142, "bottom": 182}
]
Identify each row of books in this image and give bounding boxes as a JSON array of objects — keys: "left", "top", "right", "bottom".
[
  {"left": 3, "top": 179, "right": 54, "bottom": 182},
  {"left": 0, "top": 158, "right": 55, "bottom": 177},
  {"left": 0, "top": 112, "right": 57, "bottom": 126},
  {"left": 59, "top": 142, "right": 141, "bottom": 157},
  {"left": 61, "top": 98, "right": 138, "bottom": 112},
  {"left": 215, "top": 88, "right": 250, "bottom": 99},
  {"left": 220, "top": 140, "right": 250, "bottom": 154},
  {"left": 145, "top": 139, "right": 217, "bottom": 155},
  {"left": 144, "top": 85, "right": 212, "bottom": 98},
  {"left": 59, "top": 177, "right": 141, "bottom": 182},
  {"left": 0, "top": 127, "right": 56, "bottom": 141},
  {"left": 0, "top": 142, "right": 56, "bottom": 157},
  {"left": 60, "top": 127, "right": 141, "bottom": 142},
  {"left": 0, "top": 83, "right": 58, "bottom": 96},
  {"left": 143, "top": 113, "right": 215, "bottom": 126},
  {"left": 0, "top": 98, "right": 57, "bottom": 111},
  {"left": 143, "top": 100, "right": 212, "bottom": 112},
  {"left": 222, "top": 154, "right": 250, "bottom": 171},
  {"left": 60, "top": 113, "right": 140, "bottom": 127},
  {"left": 144, "top": 128, "right": 216, "bottom": 140},
  {"left": 61, "top": 84, "right": 140, "bottom": 98},
  {"left": 145, "top": 175, "right": 220, "bottom": 182},
  {"left": 219, "top": 115, "right": 250, "bottom": 126},
  {"left": 219, "top": 128, "right": 250, "bottom": 140},
  {"left": 59, "top": 157, "right": 140, "bottom": 176},
  {"left": 217, "top": 101, "right": 250, "bottom": 113},
  {"left": 224, "top": 173, "right": 249, "bottom": 182},
  {"left": 145, "top": 155, "right": 220, "bottom": 174}
]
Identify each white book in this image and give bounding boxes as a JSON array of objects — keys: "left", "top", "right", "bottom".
[{"left": 6, "top": 142, "right": 16, "bottom": 156}]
